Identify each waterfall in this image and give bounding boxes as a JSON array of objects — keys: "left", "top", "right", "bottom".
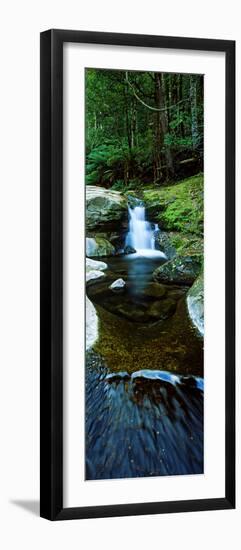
[{"left": 125, "top": 205, "right": 166, "bottom": 258}]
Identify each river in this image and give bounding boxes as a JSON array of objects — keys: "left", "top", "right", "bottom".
[{"left": 85, "top": 206, "right": 204, "bottom": 480}]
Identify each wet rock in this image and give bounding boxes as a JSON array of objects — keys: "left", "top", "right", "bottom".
[
  {"left": 155, "top": 231, "right": 178, "bottom": 259},
  {"left": 110, "top": 278, "right": 126, "bottom": 291},
  {"left": 86, "top": 237, "right": 115, "bottom": 258},
  {"left": 86, "top": 258, "right": 108, "bottom": 272},
  {"left": 124, "top": 245, "right": 136, "bottom": 255},
  {"left": 86, "top": 186, "right": 127, "bottom": 231},
  {"left": 187, "top": 273, "right": 204, "bottom": 336},
  {"left": 86, "top": 270, "right": 105, "bottom": 284},
  {"left": 153, "top": 255, "right": 202, "bottom": 285},
  {"left": 106, "top": 371, "right": 130, "bottom": 382},
  {"left": 167, "top": 287, "right": 187, "bottom": 301},
  {"left": 139, "top": 282, "right": 166, "bottom": 299},
  {"left": 116, "top": 303, "right": 148, "bottom": 322},
  {"left": 125, "top": 192, "right": 141, "bottom": 208},
  {"left": 155, "top": 231, "right": 203, "bottom": 261},
  {"left": 147, "top": 298, "right": 176, "bottom": 320},
  {"left": 131, "top": 369, "right": 180, "bottom": 385},
  {"left": 86, "top": 296, "right": 98, "bottom": 350},
  {"left": 86, "top": 258, "right": 107, "bottom": 284}
]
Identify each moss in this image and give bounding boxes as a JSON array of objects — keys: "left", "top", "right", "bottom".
[
  {"left": 143, "top": 174, "right": 204, "bottom": 236},
  {"left": 171, "top": 235, "right": 203, "bottom": 256},
  {"left": 86, "top": 236, "right": 115, "bottom": 257},
  {"left": 153, "top": 254, "right": 202, "bottom": 285}
]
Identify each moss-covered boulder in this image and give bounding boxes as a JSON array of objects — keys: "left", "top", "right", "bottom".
[
  {"left": 187, "top": 273, "right": 204, "bottom": 336},
  {"left": 143, "top": 174, "right": 204, "bottom": 236},
  {"left": 153, "top": 254, "right": 202, "bottom": 285},
  {"left": 86, "top": 186, "right": 127, "bottom": 231},
  {"left": 155, "top": 231, "right": 203, "bottom": 260},
  {"left": 86, "top": 237, "right": 115, "bottom": 258}
]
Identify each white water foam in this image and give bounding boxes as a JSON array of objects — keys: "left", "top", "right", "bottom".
[{"left": 125, "top": 205, "right": 166, "bottom": 259}]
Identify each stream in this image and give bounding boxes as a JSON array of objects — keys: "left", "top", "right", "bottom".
[{"left": 86, "top": 206, "right": 204, "bottom": 480}]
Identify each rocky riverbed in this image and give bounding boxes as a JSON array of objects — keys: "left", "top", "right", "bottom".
[{"left": 85, "top": 175, "right": 204, "bottom": 480}]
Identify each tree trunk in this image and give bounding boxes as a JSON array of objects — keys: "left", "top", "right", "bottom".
[
  {"left": 153, "top": 73, "right": 163, "bottom": 182},
  {"left": 190, "top": 75, "right": 199, "bottom": 150},
  {"left": 159, "top": 74, "right": 174, "bottom": 180},
  {"left": 124, "top": 71, "right": 132, "bottom": 152}
]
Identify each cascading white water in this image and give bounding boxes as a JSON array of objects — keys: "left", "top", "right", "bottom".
[
  {"left": 125, "top": 205, "right": 166, "bottom": 258},
  {"left": 127, "top": 206, "right": 154, "bottom": 250}
]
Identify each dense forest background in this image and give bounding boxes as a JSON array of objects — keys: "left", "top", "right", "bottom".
[{"left": 85, "top": 69, "right": 204, "bottom": 190}]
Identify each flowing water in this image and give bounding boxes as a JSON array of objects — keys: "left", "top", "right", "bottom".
[
  {"left": 86, "top": 205, "right": 204, "bottom": 480},
  {"left": 125, "top": 205, "right": 166, "bottom": 258}
]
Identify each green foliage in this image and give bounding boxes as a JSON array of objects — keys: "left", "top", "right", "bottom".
[
  {"left": 86, "top": 68, "right": 204, "bottom": 189},
  {"left": 111, "top": 179, "right": 126, "bottom": 191},
  {"left": 143, "top": 174, "right": 204, "bottom": 236},
  {"left": 164, "top": 134, "right": 193, "bottom": 149},
  {"left": 86, "top": 142, "right": 129, "bottom": 186}
]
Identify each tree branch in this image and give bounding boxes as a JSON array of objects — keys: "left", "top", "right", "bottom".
[{"left": 125, "top": 73, "right": 189, "bottom": 112}]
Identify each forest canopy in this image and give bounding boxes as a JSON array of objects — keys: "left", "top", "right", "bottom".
[{"left": 85, "top": 68, "right": 203, "bottom": 190}]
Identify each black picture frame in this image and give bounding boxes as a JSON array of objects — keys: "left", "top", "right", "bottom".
[{"left": 40, "top": 29, "right": 235, "bottom": 521}]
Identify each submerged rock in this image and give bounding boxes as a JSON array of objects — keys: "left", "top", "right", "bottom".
[
  {"left": 116, "top": 303, "right": 148, "bottom": 322},
  {"left": 86, "top": 296, "right": 98, "bottom": 350},
  {"left": 139, "top": 282, "right": 166, "bottom": 299},
  {"left": 187, "top": 273, "right": 204, "bottom": 336},
  {"left": 86, "top": 186, "right": 127, "bottom": 231},
  {"left": 110, "top": 278, "right": 126, "bottom": 291},
  {"left": 153, "top": 254, "right": 202, "bottom": 285},
  {"left": 86, "top": 237, "right": 115, "bottom": 258},
  {"left": 147, "top": 298, "right": 176, "bottom": 320}
]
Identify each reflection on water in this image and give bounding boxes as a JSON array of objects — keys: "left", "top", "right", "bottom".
[
  {"left": 86, "top": 254, "right": 204, "bottom": 480},
  {"left": 87, "top": 255, "right": 203, "bottom": 376},
  {"left": 86, "top": 353, "right": 203, "bottom": 480},
  {"left": 123, "top": 252, "right": 166, "bottom": 295}
]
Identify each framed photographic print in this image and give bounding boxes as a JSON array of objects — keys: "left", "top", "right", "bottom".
[{"left": 40, "top": 29, "right": 235, "bottom": 520}]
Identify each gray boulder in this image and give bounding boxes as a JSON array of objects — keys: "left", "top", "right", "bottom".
[
  {"left": 153, "top": 254, "right": 202, "bottom": 285},
  {"left": 124, "top": 245, "right": 136, "bottom": 255},
  {"left": 86, "top": 258, "right": 107, "bottom": 283},
  {"left": 110, "top": 278, "right": 126, "bottom": 291},
  {"left": 86, "top": 186, "right": 127, "bottom": 231},
  {"left": 86, "top": 296, "right": 98, "bottom": 350},
  {"left": 187, "top": 273, "right": 204, "bottom": 336},
  {"left": 86, "top": 237, "right": 115, "bottom": 258}
]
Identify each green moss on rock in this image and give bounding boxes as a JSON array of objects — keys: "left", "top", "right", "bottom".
[
  {"left": 143, "top": 174, "right": 204, "bottom": 236},
  {"left": 86, "top": 237, "right": 115, "bottom": 257},
  {"left": 156, "top": 231, "right": 203, "bottom": 260},
  {"left": 153, "top": 254, "right": 202, "bottom": 285}
]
